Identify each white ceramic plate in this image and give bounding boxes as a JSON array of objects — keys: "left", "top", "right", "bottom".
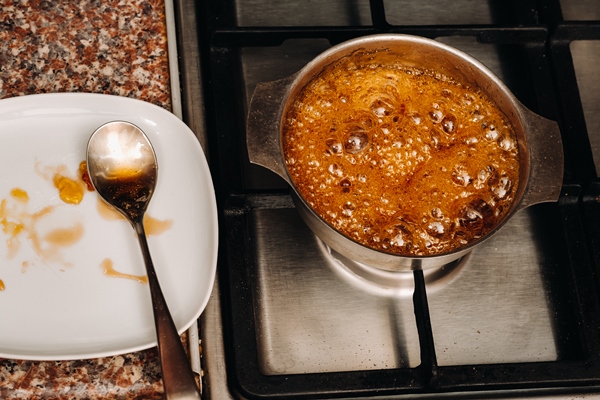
[{"left": 0, "top": 93, "right": 218, "bottom": 360}]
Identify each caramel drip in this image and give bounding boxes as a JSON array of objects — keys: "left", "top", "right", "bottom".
[
  {"left": 100, "top": 258, "right": 148, "bottom": 284},
  {"left": 144, "top": 216, "right": 173, "bottom": 236},
  {"left": 96, "top": 198, "right": 173, "bottom": 236},
  {"left": 36, "top": 162, "right": 87, "bottom": 205},
  {"left": 0, "top": 188, "right": 84, "bottom": 264},
  {"left": 53, "top": 174, "right": 85, "bottom": 205},
  {"left": 43, "top": 223, "right": 84, "bottom": 246},
  {"left": 79, "top": 161, "right": 95, "bottom": 191}
]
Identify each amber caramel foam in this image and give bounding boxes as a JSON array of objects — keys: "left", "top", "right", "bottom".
[{"left": 283, "top": 53, "right": 520, "bottom": 256}]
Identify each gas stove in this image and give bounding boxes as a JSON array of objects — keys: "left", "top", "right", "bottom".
[{"left": 176, "top": 0, "right": 600, "bottom": 398}]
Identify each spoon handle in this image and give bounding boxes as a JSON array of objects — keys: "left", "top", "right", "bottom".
[{"left": 134, "top": 220, "right": 201, "bottom": 400}]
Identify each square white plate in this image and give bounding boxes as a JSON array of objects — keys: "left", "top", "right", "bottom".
[{"left": 0, "top": 93, "right": 218, "bottom": 360}]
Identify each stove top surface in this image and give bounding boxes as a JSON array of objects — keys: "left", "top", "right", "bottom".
[{"left": 186, "top": 0, "right": 600, "bottom": 398}]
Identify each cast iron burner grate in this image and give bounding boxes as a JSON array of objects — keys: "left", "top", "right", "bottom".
[{"left": 196, "top": 0, "right": 600, "bottom": 398}]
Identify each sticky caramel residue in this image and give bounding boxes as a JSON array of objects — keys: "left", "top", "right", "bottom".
[
  {"left": 144, "top": 215, "right": 173, "bottom": 236},
  {"left": 11, "top": 188, "right": 29, "bottom": 202},
  {"left": 44, "top": 223, "right": 85, "bottom": 246},
  {"left": 102, "top": 170, "right": 156, "bottom": 221},
  {"left": 0, "top": 161, "right": 173, "bottom": 284},
  {"left": 79, "top": 161, "right": 95, "bottom": 191},
  {"left": 37, "top": 162, "right": 88, "bottom": 205},
  {"left": 53, "top": 174, "right": 85, "bottom": 204},
  {"left": 0, "top": 279, "right": 5, "bottom": 291},
  {"left": 96, "top": 197, "right": 173, "bottom": 236},
  {"left": 0, "top": 188, "right": 84, "bottom": 265},
  {"left": 96, "top": 197, "right": 123, "bottom": 220},
  {"left": 283, "top": 52, "right": 520, "bottom": 256},
  {"left": 100, "top": 258, "right": 148, "bottom": 284},
  {"left": 106, "top": 167, "right": 145, "bottom": 179}
]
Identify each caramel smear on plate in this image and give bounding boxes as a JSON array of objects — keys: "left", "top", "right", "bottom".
[
  {"left": 53, "top": 174, "right": 84, "bottom": 204},
  {"left": 0, "top": 188, "right": 84, "bottom": 265},
  {"left": 10, "top": 187, "right": 29, "bottom": 202},
  {"left": 100, "top": 258, "right": 148, "bottom": 284},
  {"left": 143, "top": 215, "right": 173, "bottom": 236},
  {"left": 36, "top": 162, "right": 88, "bottom": 205},
  {"left": 0, "top": 161, "right": 171, "bottom": 283},
  {"left": 79, "top": 160, "right": 95, "bottom": 191},
  {"left": 0, "top": 279, "right": 5, "bottom": 291},
  {"left": 44, "top": 223, "right": 85, "bottom": 246},
  {"left": 96, "top": 197, "right": 173, "bottom": 236}
]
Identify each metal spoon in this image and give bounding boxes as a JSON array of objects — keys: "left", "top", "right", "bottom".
[{"left": 86, "top": 121, "right": 201, "bottom": 400}]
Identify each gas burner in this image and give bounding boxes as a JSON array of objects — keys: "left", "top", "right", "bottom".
[{"left": 317, "top": 238, "right": 469, "bottom": 297}]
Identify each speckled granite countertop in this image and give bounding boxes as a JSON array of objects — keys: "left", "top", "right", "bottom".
[{"left": 0, "top": 1, "right": 180, "bottom": 398}]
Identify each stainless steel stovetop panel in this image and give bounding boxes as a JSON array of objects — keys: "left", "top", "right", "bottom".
[
  {"left": 235, "top": 0, "right": 600, "bottom": 26},
  {"left": 570, "top": 40, "right": 600, "bottom": 176},
  {"left": 235, "top": 0, "right": 495, "bottom": 27},
  {"left": 252, "top": 208, "right": 418, "bottom": 374},
  {"left": 252, "top": 208, "right": 556, "bottom": 376},
  {"left": 561, "top": 0, "right": 600, "bottom": 20}
]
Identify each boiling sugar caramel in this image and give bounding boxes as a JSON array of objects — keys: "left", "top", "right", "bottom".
[{"left": 283, "top": 51, "right": 520, "bottom": 256}]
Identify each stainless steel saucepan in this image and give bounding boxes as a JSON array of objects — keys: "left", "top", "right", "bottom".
[{"left": 247, "top": 34, "right": 563, "bottom": 272}]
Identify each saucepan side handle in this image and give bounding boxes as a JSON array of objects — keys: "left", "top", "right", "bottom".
[
  {"left": 246, "top": 74, "right": 297, "bottom": 185},
  {"left": 518, "top": 105, "right": 564, "bottom": 210}
]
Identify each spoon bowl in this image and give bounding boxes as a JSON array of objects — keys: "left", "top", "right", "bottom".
[
  {"left": 86, "top": 121, "right": 157, "bottom": 222},
  {"left": 87, "top": 121, "right": 201, "bottom": 400}
]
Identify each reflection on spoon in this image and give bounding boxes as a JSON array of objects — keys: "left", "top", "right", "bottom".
[{"left": 101, "top": 258, "right": 148, "bottom": 284}]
